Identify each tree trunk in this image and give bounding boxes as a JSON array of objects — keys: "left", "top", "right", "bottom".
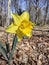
[
  {"left": 44, "top": 2, "right": 48, "bottom": 25},
  {"left": 6, "top": 0, "right": 11, "bottom": 27}
]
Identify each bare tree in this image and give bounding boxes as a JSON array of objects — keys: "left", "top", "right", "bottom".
[
  {"left": 0, "top": 0, "right": 3, "bottom": 26},
  {"left": 6, "top": 0, "right": 11, "bottom": 27},
  {"left": 44, "top": 1, "right": 48, "bottom": 25}
]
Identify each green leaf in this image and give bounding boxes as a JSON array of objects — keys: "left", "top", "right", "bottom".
[
  {"left": 0, "top": 41, "right": 5, "bottom": 47},
  {"left": 5, "top": 33, "right": 10, "bottom": 53},
  {"left": 5, "top": 42, "right": 10, "bottom": 53},
  {"left": 8, "top": 52, "right": 13, "bottom": 61},
  {"left": 12, "top": 35, "right": 18, "bottom": 51},
  {"left": 9, "top": 35, "right": 18, "bottom": 61},
  {"left": 0, "top": 42, "right": 8, "bottom": 61}
]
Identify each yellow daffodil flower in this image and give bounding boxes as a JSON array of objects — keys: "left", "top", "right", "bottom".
[{"left": 6, "top": 11, "right": 35, "bottom": 41}]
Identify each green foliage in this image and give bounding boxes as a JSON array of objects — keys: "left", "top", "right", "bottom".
[
  {"left": 0, "top": 34, "right": 17, "bottom": 65},
  {"left": 0, "top": 41, "right": 8, "bottom": 61},
  {"left": 9, "top": 35, "right": 18, "bottom": 62}
]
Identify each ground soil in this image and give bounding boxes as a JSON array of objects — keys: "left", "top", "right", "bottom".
[{"left": 0, "top": 25, "right": 49, "bottom": 65}]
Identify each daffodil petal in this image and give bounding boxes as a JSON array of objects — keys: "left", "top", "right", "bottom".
[
  {"left": 6, "top": 22, "right": 18, "bottom": 33},
  {"left": 17, "top": 36, "right": 22, "bottom": 42},
  {"left": 29, "top": 21, "right": 35, "bottom": 29},
  {"left": 20, "top": 11, "right": 29, "bottom": 22},
  {"left": 11, "top": 13, "right": 19, "bottom": 25},
  {"left": 22, "top": 28, "right": 32, "bottom": 37},
  {"left": 16, "top": 29, "right": 25, "bottom": 41}
]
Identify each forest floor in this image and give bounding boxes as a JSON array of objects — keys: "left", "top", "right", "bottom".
[{"left": 0, "top": 25, "right": 49, "bottom": 65}]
